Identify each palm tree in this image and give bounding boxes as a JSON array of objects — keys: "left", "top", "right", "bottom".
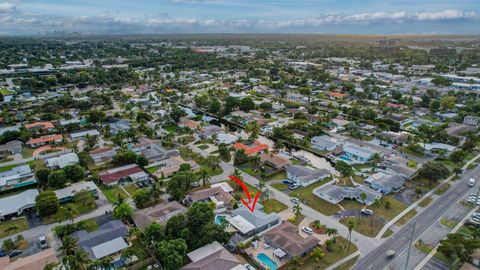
[
  {"left": 251, "top": 153, "right": 261, "bottom": 172},
  {"left": 67, "top": 249, "right": 91, "bottom": 270},
  {"left": 326, "top": 227, "right": 339, "bottom": 242},
  {"left": 312, "top": 220, "right": 322, "bottom": 230},
  {"left": 289, "top": 255, "right": 301, "bottom": 270},
  {"left": 256, "top": 180, "right": 268, "bottom": 202},
  {"left": 473, "top": 227, "right": 480, "bottom": 240},
  {"left": 293, "top": 203, "right": 303, "bottom": 220},
  {"left": 96, "top": 255, "right": 113, "bottom": 270},
  {"left": 369, "top": 153, "right": 382, "bottom": 169},
  {"left": 62, "top": 205, "right": 79, "bottom": 224},
  {"left": 121, "top": 248, "right": 135, "bottom": 266},
  {"left": 311, "top": 247, "right": 325, "bottom": 268},
  {"left": 199, "top": 166, "right": 211, "bottom": 187},
  {"left": 245, "top": 121, "right": 260, "bottom": 141},
  {"left": 347, "top": 220, "right": 355, "bottom": 252},
  {"left": 205, "top": 155, "right": 220, "bottom": 171},
  {"left": 360, "top": 192, "right": 367, "bottom": 205},
  {"left": 59, "top": 236, "right": 78, "bottom": 256}
]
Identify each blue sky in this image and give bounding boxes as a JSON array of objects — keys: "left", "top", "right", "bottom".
[{"left": 0, "top": 0, "right": 479, "bottom": 35}]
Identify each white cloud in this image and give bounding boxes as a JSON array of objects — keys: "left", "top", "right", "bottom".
[
  {"left": 0, "top": 9, "right": 478, "bottom": 34},
  {"left": 0, "top": 2, "right": 16, "bottom": 13}
]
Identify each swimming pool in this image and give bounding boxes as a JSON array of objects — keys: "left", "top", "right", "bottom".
[
  {"left": 257, "top": 253, "right": 278, "bottom": 270},
  {"left": 214, "top": 215, "right": 227, "bottom": 225},
  {"left": 338, "top": 154, "right": 353, "bottom": 162}
]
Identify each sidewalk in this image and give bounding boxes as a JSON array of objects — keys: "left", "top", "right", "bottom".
[
  {"left": 325, "top": 251, "right": 360, "bottom": 270},
  {"left": 376, "top": 153, "right": 480, "bottom": 239}
]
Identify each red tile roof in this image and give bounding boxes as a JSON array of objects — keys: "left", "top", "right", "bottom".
[
  {"left": 25, "top": 121, "right": 54, "bottom": 130},
  {"left": 99, "top": 165, "right": 143, "bottom": 184},
  {"left": 232, "top": 140, "right": 268, "bottom": 156},
  {"left": 27, "top": 134, "right": 62, "bottom": 145}
]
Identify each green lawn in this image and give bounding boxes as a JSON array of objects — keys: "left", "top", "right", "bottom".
[
  {"left": 340, "top": 196, "right": 407, "bottom": 221},
  {"left": 334, "top": 255, "right": 359, "bottom": 270},
  {"left": 0, "top": 218, "right": 29, "bottom": 238},
  {"left": 124, "top": 184, "right": 138, "bottom": 196},
  {"left": 407, "top": 160, "right": 417, "bottom": 168},
  {"left": 395, "top": 209, "right": 417, "bottom": 226},
  {"left": 266, "top": 171, "right": 287, "bottom": 181},
  {"left": 419, "top": 197, "right": 433, "bottom": 208},
  {"left": 22, "top": 147, "right": 35, "bottom": 158},
  {"left": 271, "top": 182, "right": 289, "bottom": 191},
  {"left": 288, "top": 215, "right": 305, "bottom": 226},
  {"left": 0, "top": 88, "right": 15, "bottom": 95},
  {"left": 198, "top": 144, "right": 209, "bottom": 150},
  {"left": 163, "top": 124, "right": 178, "bottom": 133},
  {"left": 289, "top": 179, "right": 339, "bottom": 216},
  {"left": 435, "top": 183, "right": 450, "bottom": 195},
  {"left": 262, "top": 199, "right": 288, "bottom": 213},
  {"left": 146, "top": 166, "right": 158, "bottom": 174},
  {"left": 286, "top": 237, "right": 358, "bottom": 270},
  {"left": 0, "top": 163, "right": 20, "bottom": 172},
  {"left": 99, "top": 185, "right": 129, "bottom": 203},
  {"left": 440, "top": 218, "right": 458, "bottom": 229},
  {"left": 340, "top": 217, "right": 392, "bottom": 238},
  {"left": 415, "top": 241, "right": 434, "bottom": 254}
]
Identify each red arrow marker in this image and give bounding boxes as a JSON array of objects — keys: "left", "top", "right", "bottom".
[{"left": 228, "top": 175, "right": 261, "bottom": 213}]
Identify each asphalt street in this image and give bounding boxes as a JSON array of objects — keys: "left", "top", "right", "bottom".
[{"left": 352, "top": 166, "right": 480, "bottom": 270}]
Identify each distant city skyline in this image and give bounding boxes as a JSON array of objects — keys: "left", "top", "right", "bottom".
[{"left": 1, "top": 0, "right": 480, "bottom": 35}]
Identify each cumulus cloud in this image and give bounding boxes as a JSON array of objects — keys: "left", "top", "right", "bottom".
[
  {"left": 0, "top": 9, "right": 478, "bottom": 34},
  {"left": 0, "top": 2, "right": 16, "bottom": 13}
]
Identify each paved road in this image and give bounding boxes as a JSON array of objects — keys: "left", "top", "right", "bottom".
[{"left": 352, "top": 166, "right": 480, "bottom": 270}]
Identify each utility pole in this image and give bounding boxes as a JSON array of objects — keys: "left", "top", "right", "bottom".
[{"left": 405, "top": 221, "right": 416, "bottom": 270}]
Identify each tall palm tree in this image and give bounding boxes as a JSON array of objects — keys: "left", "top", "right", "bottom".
[
  {"left": 96, "top": 255, "right": 113, "bottom": 270},
  {"left": 59, "top": 236, "right": 78, "bottom": 257},
  {"left": 199, "top": 166, "right": 211, "bottom": 187},
  {"left": 66, "top": 249, "right": 91, "bottom": 270},
  {"left": 251, "top": 154, "right": 261, "bottom": 172},
  {"left": 347, "top": 220, "right": 355, "bottom": 252},
  {"left": 326, "top": 227, "right": 339, "bottom": 242},
  {"left": 293, "top": 203, "right": 303, "bottom": 220},
  {"left": 360, "top": 192, "right": 367, "bottom": 205},
  {"left": 62, "top": 205, "right": 79, "bottom": 224},
  {"left": 289, "top": 256, "right": 301, "bottom": 270}
]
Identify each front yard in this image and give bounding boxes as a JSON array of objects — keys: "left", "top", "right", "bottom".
[
  {"left": 288, "top": 179, "right": 339, "bottom": 216},
  {"left": 339, "top": 195, "right": 407, "bottom": 221},
  {"left": 0, "top": 217, "right": 29, "bottom": 238},
  {"left": 99, "top": 185, "right": 130, "bottom": 203},
  {"left": 339, "top": 217, "right": 393, "bottom": 238},
  {"left": 262, "top": 199, "right": 287, "bottom": 214}
]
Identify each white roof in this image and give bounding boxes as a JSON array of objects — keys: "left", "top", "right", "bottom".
[
  {"left": 54, "top": 181, "right": 98, "bottom": 200},
  {"left": 343, "top": 144, "right": 376, "bottom": 159},
  {"left": 0, "top": 189, "right": 39, "bottom": 216},
  {"left": 187, "top": 241, "right": 224, "bottom": 262},
  {"left": 211, "top": 182, "right": 234, "bottom": 193},
  {"left": 228, "top": 215, "right": 255, "bottom": 234},
  {"left": 91, "top": 237, "right": 128, "bottom": 259},
  {"left": 422, "top": 142, "right": 457, "bottom": 152},
  {"left": 45, "top": 153, "right": 79, "bottom": 168},
  {"left": 70, "top": 130, "right": 100, "bottom": 138}
]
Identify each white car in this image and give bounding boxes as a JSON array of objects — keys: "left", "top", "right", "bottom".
[
  {"left": 290, "top": 197, "right": 300, "bottom": 204},
  {"left": 361, "top": 209, "right": 374, "bottom": 216},
  {"left": 244, "top": 264, "right": 256, "bottom": 270},
  {"left": 38, "top": 236, "right": 48, "bottom": 249},
  {"left": 469, "top": 178, "right": 476, "bottom": 187},
  {"left": 302, "top": 226, "right": 313, "bottom": 235}
]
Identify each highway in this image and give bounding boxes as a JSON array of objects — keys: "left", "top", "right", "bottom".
[{"left": 352, "top": 166, "right": 480, "bottom": 270}]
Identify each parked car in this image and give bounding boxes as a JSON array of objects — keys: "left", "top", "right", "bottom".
[
  {"left": 0, "top": 249, "right": 6, "bottom": 257},
  {"left": 301, "top": 226, "right": 313, "bottom": 235},
  {"left": 289, "top": 184, "right": 300, "bottom": 190},
  {"left": 361, "top": 209, "right": 374, "bottom": 216},
  {"left": 191, "top": 181, "right": 200, "bottom": 187},
  {"left": 9, "top": 250, "right": 22, "bottom": 257},
  {"left": 386, "top": 250, "right": 396, "bottom": 259},
  {"left": 38, "top": 236, "right": 48, "bottom": 249},
  {"left": 290, "top": 197, "right": 300, "bottom": 204},
  {"left": 283, "top": 180, "right": 293, "bottom": 185}
]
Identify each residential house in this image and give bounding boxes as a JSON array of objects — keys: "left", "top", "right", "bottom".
[
  {"left": 54, "top": 181, "right": 98, "bottom": 203},
  {"left": 232, "top": 140, "right": 268, "bottom": 156},
  {"left": 109, "top": 120, "right": 131, "bottom": 135},
  {"left": 228, "top": 204, "right": 280, "bottom": 238},
  {"left": 130, "top": 138, "right": 180, "bottom": 163},
  {"left": 151, "top": 156, "right": 199, "bottom": 178},
  {"left": 365, "top": 173, "right": 405, "bottom": 194},
  {"left": 0, "top": 165, "right": 36, "bottom": 192},
  {"left": 181, "top": 241, "right": 245, "bottom": 270},
  {"left": 313, "top": 184, "right": 382, "bottom": 206},
  {"left": 0, "top": 248, "right": 58, "bottom": 270},
  {"left": 200, "top": 125, "right": 223, "bottom": 139},
  {"left": 71, "top": 220, "right": 129, "bottom": 260},
  {"left": 377, "top": 131, "right": 409, "bottom": 145},
  {"left": 260, "top": 153, "right": 291, "bottom": 170},
  {"left": 311, "top": 135, "right": 341, "bottom": 152},
  {"left": 70, "top": 130, "right": 101, "bottom": 140},
  {"left": 0, "top": 189, "right": 39, "bottom": 220},
  {"left": 24, "top": 121, "right": 55, "bottom": 133},
  {"left": 421, "top": 142, "right": 457, "bottom": 154},
  {"left": 331, "top": 118, "right": 351, "bottom": 131},
  {"left": 188, "top": 186, "right": 234, "bottom": 209},
  {"left": 340, "top": 144, "right": 376, "bottom": 163},
  {"left": 99, "top": 164, "right": 148, "bottom": 186},
  {"left": 45, "top": 152, "right": 79, "bottom": 169},
  {"left": 27, "top": 134, "right": 63, "bottom": 148},
  {"left": 0, "top": 140, "right": 22, "bottom": 158},
  {"left": 89, "top": 147, "right": 118, "bottom": 164},
  {"left": 263, "top": 222, "right": 319, "bottom": 259},
  {"left": 179, "top": 119, "right": 201, "bottom": 130},
  {"left": 132, "top": 201, "right": 187, "bottom": 229},
  {"left": 285, "top": 165, "right": 330, "bottom": 187},
  {"left": 215, "top": 133, "right": 238, "bottom": 145}
]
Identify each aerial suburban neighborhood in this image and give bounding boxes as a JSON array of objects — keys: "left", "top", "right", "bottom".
[{"left": 0, "top": 1, "right": 480, "bottom": 270}]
